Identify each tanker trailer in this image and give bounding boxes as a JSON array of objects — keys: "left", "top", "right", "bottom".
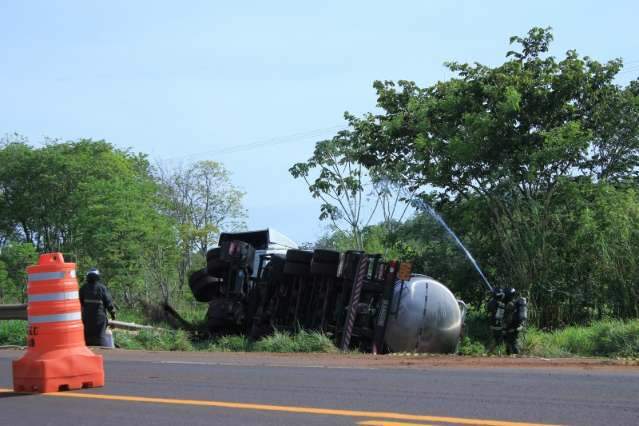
[{"left": 384, "top": 275, "right": 464, "bottom": 353}]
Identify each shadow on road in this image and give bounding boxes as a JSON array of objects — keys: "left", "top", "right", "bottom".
[{"left": 0, "top": 390, "right": 34, "bottom": 399}]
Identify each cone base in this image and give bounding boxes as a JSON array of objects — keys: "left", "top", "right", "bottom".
[{"left": 12, "top": 349, "right": 104, "bottom": 393}]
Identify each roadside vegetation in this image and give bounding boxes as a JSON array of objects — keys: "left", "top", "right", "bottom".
[
  {"left": 459, "top": 311, "right": 639, "bottom": 358},
  {"left": 0, "top": 320, "right": 26, "bottom": 347},
  {"left": 109, "top": 329, "right": 336, "bottom": 353},
  {"left": 112, "top": 305, "right": 338, "bottom": 352},
  {"left": 2, "top": 313, "right": 637, "bottom": 358}
]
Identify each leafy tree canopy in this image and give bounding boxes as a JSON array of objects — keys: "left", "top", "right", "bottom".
[
  {"left": 0, "top": 136, "right": 177, "bottom": 303},
  {"left": 307, "top": 27, "right": 639, "bottom": 327}
]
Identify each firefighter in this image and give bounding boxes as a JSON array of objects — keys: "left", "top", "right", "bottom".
[
  {"left": 79, "top": 268, "right": 116, "bottom": 346},
  {"left": 503, "top": 287, "right": 528, "bottom": 355},
  {"left": 487, "top": 287, "right": 506, "bottom": 352}
]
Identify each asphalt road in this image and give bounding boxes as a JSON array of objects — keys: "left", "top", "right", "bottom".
[{"left": 1, "top": 350, "right": 638, "bottom": 426}]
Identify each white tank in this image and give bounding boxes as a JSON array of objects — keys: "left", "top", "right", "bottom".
[{"left": 384, "top": 275, "right": 462, "bottom": 353}]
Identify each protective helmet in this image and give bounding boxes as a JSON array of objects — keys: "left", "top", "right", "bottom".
[
  {"left": 505, "top": 287, "right": 517, "bottom": 302},
  {"left": 86, "top": 268, "right": 100, "bottom": 281},
  {"left": 492, "top": 287, "right": 505, "bottom": 301}
]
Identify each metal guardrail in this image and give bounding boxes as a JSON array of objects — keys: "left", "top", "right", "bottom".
[
  {"left": 0, "top": 304, "right": 156, "bottom": 331},
  {"left": 0, "top": 304, "right": 27, "bottom": 320}
]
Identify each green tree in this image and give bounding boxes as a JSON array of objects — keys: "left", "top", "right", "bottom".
[
  {"left": 0, "top": 137, "right": 180, "bottom": 305},
  {"left": 157, "top": 160, "right": 246, "bottom": 287},
  {"left": 290, "top": 133, "right": 413, "bottom": 250},
  {"left": 311, "top": 27, "right": 639, "bottom": 327},
  {"left": 0, "top": 242, "right": 38, "bottom": 303}
]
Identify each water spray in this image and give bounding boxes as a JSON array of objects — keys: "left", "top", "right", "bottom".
[{"left": 412, "top": 198, "right": 493, "bottom": 293}]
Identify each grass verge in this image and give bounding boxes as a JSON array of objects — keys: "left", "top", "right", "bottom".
[
  {"left": 459, "top": 314, "right": 639, "bottom": 358},
  {"left": 2, "top": 310, "right": 637, "bottom": 357},
  {"left": 521, "top": 320, "right": 639, "bottom": 358},
  {"left": 113, "top": 329, "right": 337, "bottom": 353}
]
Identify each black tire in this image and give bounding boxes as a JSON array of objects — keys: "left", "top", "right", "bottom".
[
  {"left": 311, "top": 262, "right": 339, "bottom": 277},
  {"left": 206, "top": 247, "right": 221, "bottom": 262},
  {"left": 286, "top": 249, "right": 313, "bottom": 264},
  {"left": 284, "top": 261, "right": 311, "bottom": 276},
  {"left": 190, "top": 275, "right": 221, "bottom": 302},
  {"left": 189, "top": 268, "right": 221, "bottom": 302},
  {"left": 207, "top": 256, "right": 229, "bottom": 278},
  {"left": 264, "top": 255, "right": 286, "bottom": 282},
  {"left": 312, "top": 249, "right": 340, "bottom": 264},
  {"left": 189, "top": 268, "right": 209, "bottom": 284}
]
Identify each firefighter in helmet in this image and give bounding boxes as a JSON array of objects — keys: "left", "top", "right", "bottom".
[
  {"left": 502, "top": 287, "right": 527, "bottom": 355},
  {"left": 79, "top": 268, "right": 116, "bottom": 346},
  {"left": 487, "top": 287, "right": 506, "bottom": 352}
]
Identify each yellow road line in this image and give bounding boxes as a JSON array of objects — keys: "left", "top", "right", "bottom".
[
  {"left": 0, "top": 388, "right": 561, "bottom": 426},
  {"left": 358, "top": 420, "right": 435, "bottom": 426}
]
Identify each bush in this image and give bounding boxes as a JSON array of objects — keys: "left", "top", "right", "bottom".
[
  {"left": 0, "top": 320, "right": 26, "bottom": 347},
  {"left": 463, "top": 308, "right": 492, "bottom": 345},
  {"left": 590, "top": 321, "right": 639, "bottom": 357},
  {"left": 458, "top": 336, "right": 486, "bottom": 356}
]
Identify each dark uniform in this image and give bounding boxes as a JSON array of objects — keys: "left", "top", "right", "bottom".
[
  {"left": 503, "top": 288, "right": 527, "bottom": 355},
  {"left": 488, "top": 287, "right": 528, "bottom": 355},
  {"left": 487, "top": 288, "right": 506, "bottom": 352},
  {"left": 79, "top": 268, "right": 116, "bottom": 346}
]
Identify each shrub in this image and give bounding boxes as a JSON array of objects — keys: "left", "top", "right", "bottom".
[
  {"left": 458, "top": 336, "right": 486, "bottom": 356},
  {"left": 207, "top": 335, "right": 251, "bottom": 352},
  {"left": 0, "top": 320, "right": 26, "bottom": 347}
]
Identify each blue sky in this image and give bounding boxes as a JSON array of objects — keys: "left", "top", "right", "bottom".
[{"left": 2, "top": 0, "right": 638, "bottom": 244}]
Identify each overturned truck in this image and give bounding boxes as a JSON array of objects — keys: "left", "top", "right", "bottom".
[{"left": 188, "top": 229, "right": 465, "bottom": 354}]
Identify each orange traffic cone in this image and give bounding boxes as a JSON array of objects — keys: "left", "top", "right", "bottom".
[{"left": 12, "top": 253, "right": 104, "bottom": 393}]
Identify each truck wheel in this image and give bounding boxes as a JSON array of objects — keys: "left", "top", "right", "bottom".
[
  {"left": 189, "top": 268, "right": 221, "bottom": 302},
  {"left": 312, "top": 249, "right": 340, "bottom": 264},
  {"left": 284, "top": 261, "right": 311, "bottom": 275},
  {"left": 264, "top": 255, "right": 286, "bottom": 282},
  {"left": 311, "top": 262, "right": 338, "bottom": 277},
  {"left": 189, "top": 268, "right": 209, "bottom": 284},
  {"left": 286, "top": 249, "right": 313, "bottom": 264},
  {"left": 207, "top": 256, "right": 229, "bottom": 278},
  {"left": 206, "top": 247, "right": 221, "bottom": 261}
]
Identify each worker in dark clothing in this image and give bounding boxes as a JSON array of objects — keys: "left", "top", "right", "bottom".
[
  {"left": 487, "top": 287, "right": 506, "bottom": 353},
  {"left": 79, "top": 268, "right": 116, "bottom": 346},
  {"left": 502, "top": 287, "right": 528, "bottom": 355}
]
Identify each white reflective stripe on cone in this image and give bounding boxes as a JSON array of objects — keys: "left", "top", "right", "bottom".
[
  {"left": 28, "top": 291, "right": 79, "bottom": 302},
  {"left": 28, "top": 272, "right": 66, "bottom": 282},
  {"left": 28, "top": 311, "right": 82, "bottom": 324}
]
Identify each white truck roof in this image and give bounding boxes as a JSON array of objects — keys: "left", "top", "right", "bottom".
[
  {"left": 218, "top": 228, "right": 298, "bottom": 251},
  {"left": 265, "top": 228, "right": 299, "bottom": 250}
]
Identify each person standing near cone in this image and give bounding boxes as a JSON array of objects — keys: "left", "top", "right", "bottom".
[{"left": 79, "top": 268, "right": 116, "bottom": 346}]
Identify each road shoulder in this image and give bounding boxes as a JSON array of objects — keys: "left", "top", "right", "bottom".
[{"left": 3, "top": 348, "right": 637, "bottom": 372}]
